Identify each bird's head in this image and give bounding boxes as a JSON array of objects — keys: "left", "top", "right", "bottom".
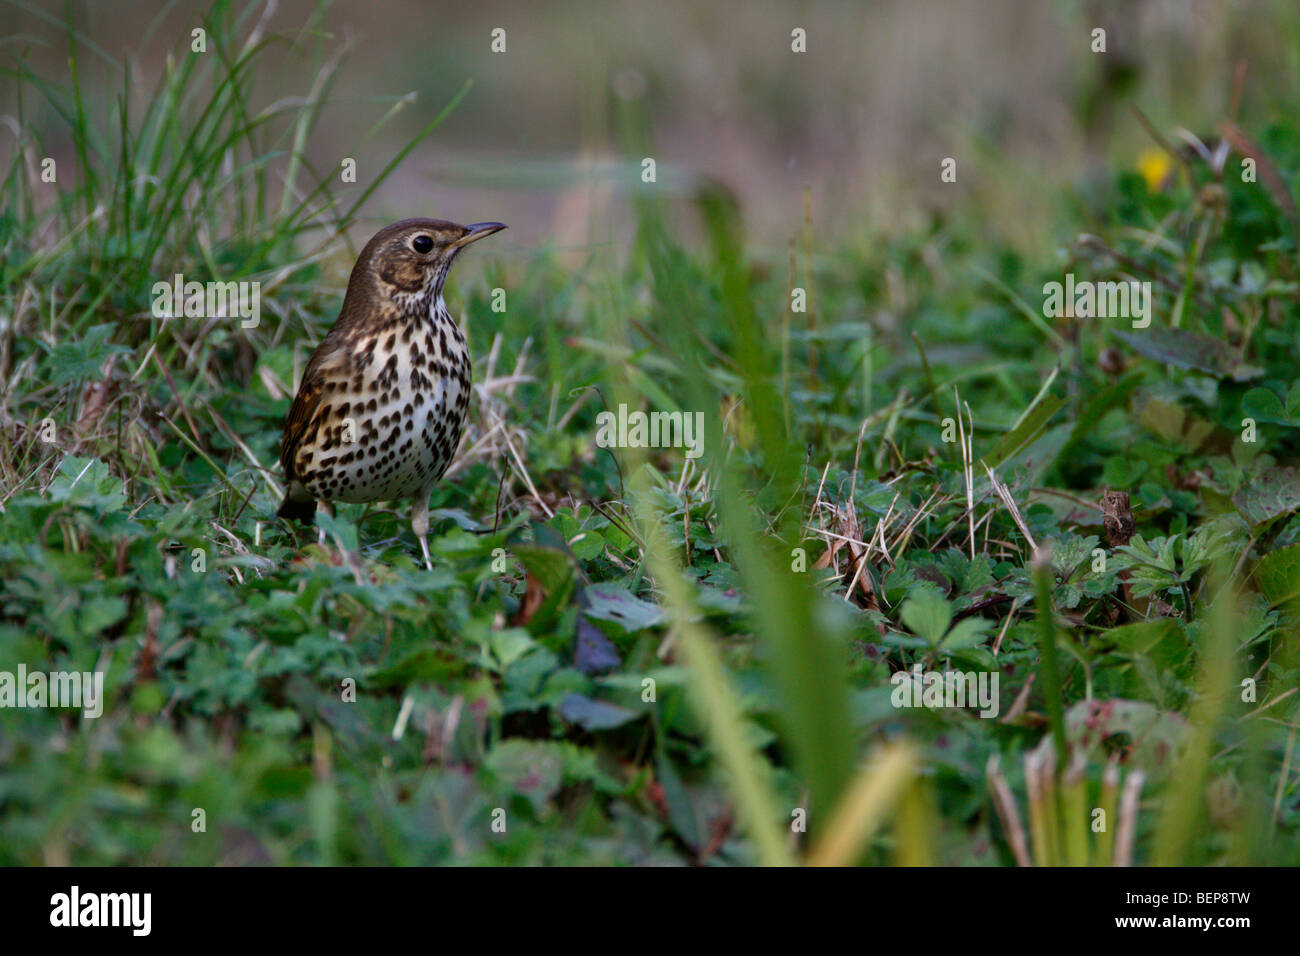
[{"left": 348, "top": 218, "right": 506, "bottom": 316}]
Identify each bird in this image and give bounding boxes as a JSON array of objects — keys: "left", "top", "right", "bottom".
[{"left": 277, "top": 218, "right": 506, "bottom": 569}]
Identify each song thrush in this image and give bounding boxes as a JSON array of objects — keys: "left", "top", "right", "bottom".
[{"left": 277, "top": 218, "right": 506, "bottom": 568}]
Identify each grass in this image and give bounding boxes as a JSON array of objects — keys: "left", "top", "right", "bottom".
[{"left": 1, "top": 1, "right": 1299, "bottom": 866}]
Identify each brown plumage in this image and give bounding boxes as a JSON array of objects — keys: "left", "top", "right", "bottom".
[{"left": 278, "top": 218, "right": 506, "bottom": 568}]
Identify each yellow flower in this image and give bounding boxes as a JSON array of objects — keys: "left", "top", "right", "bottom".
[{"left": 1137, "top": 148, "right": 1174, "bottom": 192}]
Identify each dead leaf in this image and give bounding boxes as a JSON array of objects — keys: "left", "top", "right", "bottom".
[{"left": 509, "top": 572, "right": 547, "bottom": 627}]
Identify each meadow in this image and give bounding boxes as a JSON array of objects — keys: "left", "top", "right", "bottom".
[{"left": 1, "top": 1, "right": 1298, "bottom": 865}]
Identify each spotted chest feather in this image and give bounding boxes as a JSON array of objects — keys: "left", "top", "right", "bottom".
[{"left": 287, "top": 303, "right": 472, "bottom": 504}]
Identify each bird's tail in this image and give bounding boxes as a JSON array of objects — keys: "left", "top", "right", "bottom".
[{"left": 277, "top": 491, "right": 317, "bottom": 524}]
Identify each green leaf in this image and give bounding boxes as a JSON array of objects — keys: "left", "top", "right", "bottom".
[
  {"left": 485, "top": 740, "right": 565, "bottom": 815},
  {"left": 512, "top": 544, "right": 577, "bottom": 633},
  {"left": 1253, "top": 544, "right": 1300, "bottom": 616},
  {"left": 1242, "top": 387, "right": 1296, "bottom": 426},
  {"left": 427, "top": 508, "right": 487, "bottom": 531},
  {"left": 1113, "top": 534, "right": 1186, "bottom": 597},
  {"left": 512, "top": 544, "right": 573, "bottom": 592},
  {"left": 46, "top": 457, "right": 127, "bottom": 511},
  {"left": 899, "top": 587, "right": 952, "bottom": 646},
  {"left": 654, "top": 749, "right": 703, "bottom": 847},
  {"left": 40, "top": 324, "right": 131, "bottom": 387},
  {"left": 979, "top": 395, "right": 1066, "bottom": 470},
  {"left": 315, "top": 511, "right": 359, "bottom": 553},
  {"left": 582, "top": 583, "right": 664, "bottom": 631},
  {"left": 490, "top": 628, "right": 537, "bottom": 668},
  {"left": 1102, "top": 454, "right": 1148, "bottom": 488},
  {"left": 1108, "top": 619, "right": 1184, "bottom": 660},
  {"left": 1112, "top": 328, "right": 1262, "bottom": 381},
  {"left": 938, "top": 617, "right": 990, "bottom": 650},
  {"left": 78, "top": 595, "right": 128, "bottom": 635},
  {"left": 1233, "top": 466, "right": 1300, "bottom": 528},
  {"left": 567, "top": 530, "right": 606, "bottom": 560},
  {"left": 557, "top": 693, "right": 639, "bottom": 730},
  {"left": 1052, "top": 698, "right": 1188, "bottom": 773},
  {"left": 367, "top": 647, "right": 462, "bottom": 688}
]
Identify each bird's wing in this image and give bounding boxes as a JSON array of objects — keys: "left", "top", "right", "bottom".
[{"left": 280, "top": 338, "right": 349, "bottom": 480}]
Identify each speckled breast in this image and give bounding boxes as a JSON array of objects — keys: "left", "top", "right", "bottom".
[{"left": 293, "top": 311, "right": 471, "bottom": 504}]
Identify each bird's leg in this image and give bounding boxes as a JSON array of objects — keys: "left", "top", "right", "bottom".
[
  {"left": 410, "top": 493, "right": 433, "bottom": 571},
  {"left": 317, "top": 500, "right": 334, "bottom": 547}
]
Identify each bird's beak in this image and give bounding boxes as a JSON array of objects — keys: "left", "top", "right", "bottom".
[{"left": 451, "top": 221, "right": 507, "bottom": 248}]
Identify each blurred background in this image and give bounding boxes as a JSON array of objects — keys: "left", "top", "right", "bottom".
[{"left": 5, "top": 0, "right": 1298, "bottom": 260}]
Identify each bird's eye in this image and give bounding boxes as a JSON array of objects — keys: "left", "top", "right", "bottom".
[{"left": 412, "top": 235, "right": 434, "bottom": 254}]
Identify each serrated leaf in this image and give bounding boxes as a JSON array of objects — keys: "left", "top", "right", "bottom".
[
  {"left": 1048, "top": 534, "right": 1101, "bottom": 576},
  {"left": 1233, "top": 467, "right": 1300, "bottom": 528},
  {"left": 899, "top": 588, "right": 952, "bottom": 646},
  {"left": 46, "top": 457, "right": 127, "bottom": 511},
  {"left": 41, "top": 324, "right": 131, "bottom": 387}
]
